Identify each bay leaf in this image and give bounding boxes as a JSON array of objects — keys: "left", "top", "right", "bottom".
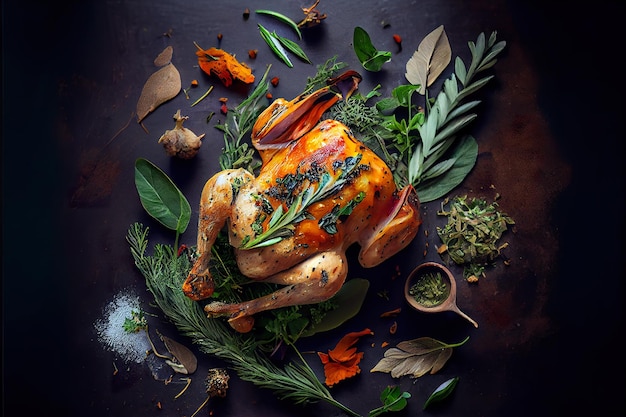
[
  {"left": 405, "top": 25, "right": 451, "bottom": 94},
  {"left": 134, "top": 157, "right": 191, "bottom": 234},
  {"left": 370, "top": 336, "right": 468, "bottom": 378},
  {"left": 136, "top": 62, "right": 181, "bottom": 123}
]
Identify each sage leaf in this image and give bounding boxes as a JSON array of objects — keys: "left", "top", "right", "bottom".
[
  {"left": 370, "top": 336, "right": 468, "bottom": 379},
  {"left": 423, "top": 377, "right": 459, "bottom": 409},
  {"left": 134, "top": 158, "right": 191, "bottom": 234},
  {"left": 353, "top": 26, "right": 392, "bottom": 72},
  {"left": 405, "top": 25, "right": 451, "bottom": 94}
]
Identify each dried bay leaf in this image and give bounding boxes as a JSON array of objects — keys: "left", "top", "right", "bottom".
[
  {"left": 136, "top": 62, "right": 181, "bottom": 123},
  {"left": 405, "top": 25, "right": 451, "bottom": 94},
  {"left": 370, "top": 336, "right": 468, "bottom": 378}
]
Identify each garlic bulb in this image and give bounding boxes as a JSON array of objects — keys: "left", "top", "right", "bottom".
[{"left": 158, "top": 109, "right": 205, "bottom": 159}]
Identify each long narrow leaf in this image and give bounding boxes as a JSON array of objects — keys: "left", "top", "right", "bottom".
[
  {"left": 415, "top": 135, "right": 478, "bottom": 202},
  {"left": 272, "top": 31, "right": 311, "bottom": 63},
  {"left": 258, "top": 24, "right": 293, "bottom": 67},
  {"left": 255, "top": 9, "right": 302, "bottom": 39}
]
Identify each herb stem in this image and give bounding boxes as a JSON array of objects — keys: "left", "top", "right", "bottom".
[{"left": 191, "top": 85, "right": 214, "bottom": 107}]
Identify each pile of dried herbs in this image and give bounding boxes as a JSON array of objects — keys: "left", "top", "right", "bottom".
[{"left": 436, "top": 195, "right": 515, "bottom": 281}]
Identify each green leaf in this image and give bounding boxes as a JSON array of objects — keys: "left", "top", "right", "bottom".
[
  {"left": 258, "top": 24, "right": 293, "bottom": 67},
  {"left": 414, "top": 135, "right": 478, "bottom": 202},
  {"left": 423, "top": 377, "right": 459, "bottom": 409},
  {"left": 134, "top": 158, "right": 191, "bottom": 234},
  {"left": 272, "top": 31, "right": 311, "bottom": 64},
  {"left": 353, "top": 26, "right": 392, "bottom": 72},
  {"left": 368, "top": 386, "right": 411, "bottom": 417},
  {"left": 301, "top": 278, "right": 370, "bottom": 337},
  {"left": 255, "top": 9, "right": 302, "bottom": 39}
]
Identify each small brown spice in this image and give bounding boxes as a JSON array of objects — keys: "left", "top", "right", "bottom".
[
  {"left": 266, "top": 92, "right": 273, "bottom": 100},
  {"left": 243, "top": 8, "right": 250, "bottom": 20},
  {"left": 190, "top": 79, "right": 199, "bottom": 87},
  {"left": 393, "top": 34, "right": 402, "bottom": 44},
  {"left": 217, "top": 33, "right": 223, "bottom": 41},
  {"left": 271, "top": 76, "right": 280, "bottom": 87},
  {"left": 248, "top": 49, "right": 258, "bottom": 59}
]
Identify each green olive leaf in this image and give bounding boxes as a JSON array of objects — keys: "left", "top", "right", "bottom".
[
  {"left": 353, "top": 26, "right": 391, "bottom": 72},
  {"left": 301, "top": 278, "right": 369, "bottom": 337},
  {"left": 370, "top": 336, "right": 469, "bottom": 378},
  {"left": 423, "top": 377, "right": 459, "bottom": 409},
  {"left": 134, "top": 158, "right": 191, "bottom": 234}
]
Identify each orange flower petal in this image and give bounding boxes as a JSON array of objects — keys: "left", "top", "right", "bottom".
[
  {"left": 328, "top": 328, "right": 372, "bottom": 363},
  {"left": 318, "top": 328, "right": 372, "bottom": 387}
]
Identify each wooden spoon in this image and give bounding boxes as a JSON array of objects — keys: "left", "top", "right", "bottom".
[{"left": 404, "top": 262, "right": 478, "bottom": 328}]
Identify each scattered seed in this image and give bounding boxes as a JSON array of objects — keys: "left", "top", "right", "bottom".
[
  {"left": 389, "top": 321, "right": 398, "bottom": 335},
  {"left": 243, "top": 8, "right": 250, "bottom": 20},
  {"left": 271, "top": 76, "right": 280, "bottom": 87},
  {"left": 393, "top": 34, "right": 402, "bottom": 44},
  {"left": 217, "top": 33, "right": 223, "bottom": 41}
]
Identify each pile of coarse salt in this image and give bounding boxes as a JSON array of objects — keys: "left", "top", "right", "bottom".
[{"left": 94, "top": 289, "right": 151, "bottom": 363}]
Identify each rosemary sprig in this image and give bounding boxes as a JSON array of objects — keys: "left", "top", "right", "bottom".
[
  {"left": 241, "top": 154, "right": 365, "bottom": 249},
  {"left": 126, "top": 223, "right": 359, "bottom": 416},
  {"left": 216, "top": 65, "right": 272, "bottom": 172}
]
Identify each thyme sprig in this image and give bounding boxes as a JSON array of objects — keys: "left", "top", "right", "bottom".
[
  {"left": 126, "top": 223, "right": 359, "bottom": 416},
  {"left": 241, "top": 154, "right": 366, "bottom": 249}
]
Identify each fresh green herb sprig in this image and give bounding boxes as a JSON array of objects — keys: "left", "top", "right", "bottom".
[
  {"left": 368, "top": 386, "right": 411, "bottom": 417},
  {"left": 340, "top": 31, "right": 505, "bottom": 202},
  {"left": 302, "top": 55, "right": 348, "bottom": 95},
  {"left": 437, "top": 195, "right": 515, "bottom": 280},
  {"left": 216, "top": 66, "right": 272, "bottom": 172},
  {"left": 240, "top": 154, "right": 366, "bottom": 249},
  {"left": 258, "top": 24, "right": 310, "bottom": 68},
  {"left": 256, "top": 9, "right": 302, "bottom": 39},
  {"left": 123, "top": 309, "right": 148, "bottom": 333},
  {"left": 403, "top": 31, "right": 506, "bottom": 201},
  {"left": 126, "top": 223, "right": 359, "bottom": 417}
]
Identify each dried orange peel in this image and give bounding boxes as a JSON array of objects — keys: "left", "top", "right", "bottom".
[{"left": 195, "top": 44, "right": 255, "bottom": 87}]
